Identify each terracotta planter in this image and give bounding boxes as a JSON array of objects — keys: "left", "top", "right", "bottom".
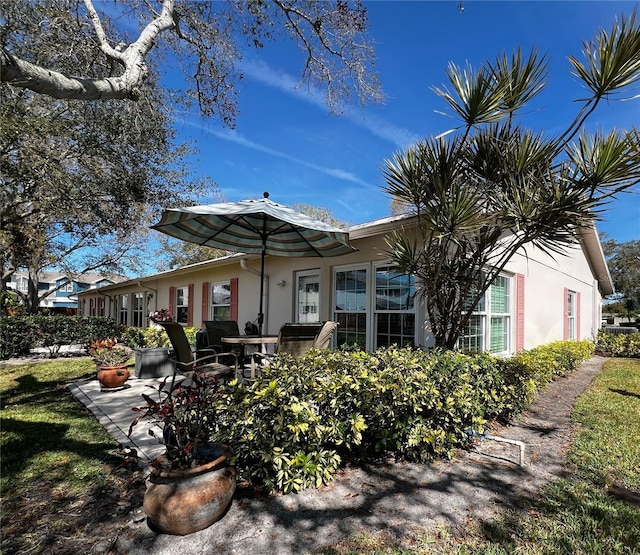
[
  {"left": 143, "top": 443, "right": 236, "bottom": 535},
  {"left": 97, "top": 365, "right": 130, "bottom": 389}
]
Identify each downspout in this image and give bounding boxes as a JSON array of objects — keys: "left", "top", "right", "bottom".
[{"left": 240, "top": 259, "right": 268, "bottom": 332}]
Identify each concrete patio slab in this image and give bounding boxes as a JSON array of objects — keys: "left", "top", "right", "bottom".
[{"left": 68, "top": 375, "right": 169, "bottom": 465}]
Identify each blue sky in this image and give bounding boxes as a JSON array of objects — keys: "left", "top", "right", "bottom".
[{"left": 169, "top": 0, "right": 639, "bottom": 243}]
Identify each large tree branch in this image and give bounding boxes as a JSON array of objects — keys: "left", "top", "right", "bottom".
[{"left": 1, "top": 0, "right": 176, "bottom": 101}]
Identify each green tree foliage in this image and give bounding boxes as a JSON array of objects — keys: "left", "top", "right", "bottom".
[
  {"left": 601, "top": 238, "right": 640, "bottom": 310},
  {"left": 0, "top": 0, "right": 381, "bottom": 124},
  {"left": 383, "top": 11, "right": 640, "bottom": 349}
]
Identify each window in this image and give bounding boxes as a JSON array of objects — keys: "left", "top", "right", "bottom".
[
  {"left": 16, "top": 276, "right": 28, "bottom": 292},
  {"left": 61, "top": 281, "right": 73, "bottom": 293},
  {"left": 118, "top": 294, "right": 128, "bottom": 326},
  {"left": 97, "top": 297, "right": 105, "bottom": 316},
  {"left": 334, "top": 267, "right": 368, "bottom": 348},
  {"left": 459, "top": 274, "right": 511, "bottom": 354},
  {"left": 296, "top": 271, "right": 320, "bottom": 323},
  {"left": 374, "top": 265, "right": 415, "bottom": 348},
  {"left": 133, "top": 293, "right": 144, "bottom": 327},
  {"left": 566, "top": 290, "right": 577, "bottom": 340},
  {"left": 210, "top": 282, "right": 231, "bottom": 321},
  {"left": 175, "top": 286, "right": 189, "bottom": 324}
]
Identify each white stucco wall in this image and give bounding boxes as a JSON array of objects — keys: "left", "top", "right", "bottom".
[
  {"left": 78, "top": 228, "right": 605, "bottom": 352},
  {"left": 504, "top": 242, "right": 602, "bottom": 348}
]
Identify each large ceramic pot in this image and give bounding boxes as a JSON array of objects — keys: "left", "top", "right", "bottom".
[
  {"left": 97, "top": 365, "right": 130, "bottom": 389},
  {"left": 143, "top": 443, "right": 236, "bottom": 535}
]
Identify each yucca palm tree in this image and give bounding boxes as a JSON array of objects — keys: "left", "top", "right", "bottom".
[{"left": 383, "top": 10, "right": 640, "bottom": 350}]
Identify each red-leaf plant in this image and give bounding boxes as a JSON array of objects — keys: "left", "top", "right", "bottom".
[{"left": 129, "top": 370, "right": 222, "bottom": 470}]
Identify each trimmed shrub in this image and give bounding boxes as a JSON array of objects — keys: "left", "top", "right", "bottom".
[
  {"left": 596, "top": 331, "right": 640, "bottom": 357},
  {"left": 208, "top": 340, "right": 594, "bottom": 493},
  {"left": 0, "top": 315, "right": 122, "bottom": 359}
]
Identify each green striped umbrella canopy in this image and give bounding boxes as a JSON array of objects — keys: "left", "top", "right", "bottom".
[{"left": 152, "top": 193, "right": 356, "bottom": 334}]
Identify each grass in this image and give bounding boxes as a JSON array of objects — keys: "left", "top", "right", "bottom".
[
  {"left": 1, "top": 356, "right": 638, "bottom": 554},
  {"left": 321, "top": 357, "right": 640, "bottom": 554},
  {"left": 0, "top": 358, "right": 144, "bottom": 554}
]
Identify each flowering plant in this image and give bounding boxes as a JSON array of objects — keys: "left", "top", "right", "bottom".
[
  {"left": 129, "top": 370, "right": 222, "bottom": 470},
  {"left": 88, "top": 338, "right": 131, "bottom": 367},
  {"left": 149, "top": 308, "right": 173, "bottom": 322}
]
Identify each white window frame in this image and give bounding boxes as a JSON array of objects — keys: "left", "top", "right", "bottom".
[
  {"left": 373, "top": 263, "right": 416, "bottom": 349},
  {"left": 295, "top": 270, "right": 321, "bottom": 323},
  {"left": 118, "top": 294, "right": 129, "bottom": 326},
  {"left": 459, "top": 273, "right": 512, "bottom": 355},
  {"left": 175, "top": 286, "right": 189, "bottom": 324},
  {"left": 567, "top": 290, "right": 577, "bottom": 340},
  {"left": 16, "top": 276, "right": 28, "bottom": 292},
  {"left": 210, "top": 281, "right": 231, "bottom": 321},
  {"left": 333, "top": 264, "right": 369, "bottom": 349},
  {"left": 132, "top": 292, "right": 144, "bottom": 327}
]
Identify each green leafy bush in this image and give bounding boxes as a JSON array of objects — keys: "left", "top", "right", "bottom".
[
  {"left": 208, "top": 341, "right": 594, "bottom": 493},
  {"left": 108, "top": 325, "right": 200, "bottom": 349},
  {"left": 596, "top": 331, "right": 640, "bottom": 357},
  {"left": 0, "top": 316, "right": 122, "bottom": 359}
]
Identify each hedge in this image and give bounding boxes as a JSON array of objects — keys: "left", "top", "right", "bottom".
[
  {"left": 0, "top": 315, "right": 201, "bottom": 359},
  {"left": 595, "top": 330, "right": 640, "bottom": 358},
  {"left": 0, "top": 316, "right": 122, "bottom": 359},
  {"left": 208, "top": 340, "right": 595, "bottom": 493}
]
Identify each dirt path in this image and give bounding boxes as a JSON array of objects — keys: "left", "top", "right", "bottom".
[{"left": 109, "top": 356, "right": 605, "bottom": 555}]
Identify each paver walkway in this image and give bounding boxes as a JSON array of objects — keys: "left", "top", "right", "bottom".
[{"left": 71, "top": 356, "right": 606, "bottom": 555}]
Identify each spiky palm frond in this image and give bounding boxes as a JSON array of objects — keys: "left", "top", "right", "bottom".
[
  {"left": 565, "top": 128, "right": 640, "bottom": 200},
  {"left": 569, "top": 8, "right": 640, "bottom": 100},
  {"left": 433, "top": 62, "right": 507, "bottom": 127},
  {"left": 489, "top": 47, "right": 549, "bottom": 113}
]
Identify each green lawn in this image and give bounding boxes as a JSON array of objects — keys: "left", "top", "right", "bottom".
[
  {"left": 2, "top": 357, "right": 638, "bottom": 554},
  {"left": 321, "top": 357, "right": 640, "bottom": 554},
  {"left": 0, "top": 359, "right": 144, "bottom": 554}
]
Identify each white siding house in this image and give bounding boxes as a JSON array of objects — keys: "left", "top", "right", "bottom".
[{"left": 77, "top": 215, "right": 612, "bottom": 353}]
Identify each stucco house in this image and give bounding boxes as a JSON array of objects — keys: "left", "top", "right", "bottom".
[{"left": 76, "top": 214, "right": 613, "bottom": 354}]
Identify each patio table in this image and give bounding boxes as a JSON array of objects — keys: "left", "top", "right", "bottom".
[{"left": 222, "top": 335, "right": 278, "bottom": 379}]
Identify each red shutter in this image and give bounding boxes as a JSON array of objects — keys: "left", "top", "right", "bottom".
[
  {"left": 201, "top": 282, "right": 210, "bottom": 327},
  {"left": 576, "top": 291, "right": 581, "bottom": 340},
  {"left": 515, "top": 273, "right": 525, "bottom": 352},
  {"left": 187, "top": 283, "right": 194, "bottom": 327},
  {"left": 169, "top": 287, "right": 176, "bottom": 317},
  {"left": 562, "top": 288, "right": 569, "bottom": 340},
  {"left": 230, "top": 278, "right": 238, "bottom": 322}
]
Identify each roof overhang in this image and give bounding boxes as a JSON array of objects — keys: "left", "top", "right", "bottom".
[{"left": 578, "top": 224, "right": 614, "bottom": 297}]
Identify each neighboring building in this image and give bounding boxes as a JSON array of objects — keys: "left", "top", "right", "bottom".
[
  {"left": 6, "top": 270, "right": 125, "bottom": 314},
  {"left": 76, "top": 215, "right": 613, "bottom": 354}
]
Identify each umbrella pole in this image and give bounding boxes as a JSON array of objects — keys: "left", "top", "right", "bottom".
[
  {"left": 258, "top": 249, "right": 265, "bottom": 336},
  {"left": 257, "top": 222, "right": 267, "bottom": 336}
]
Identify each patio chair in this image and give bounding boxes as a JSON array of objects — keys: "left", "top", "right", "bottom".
[
  {"left": 199, "top": 320, "right": 243, "bottom": 365},
  {"left": 251, "top": 321, "right": 338, "bottom": 375},
  {"left": 158, "top": 321, "right": 238, "bottom": 381},
  {"left": 313, "top": 320, "right": 339, "bottom": 349}
]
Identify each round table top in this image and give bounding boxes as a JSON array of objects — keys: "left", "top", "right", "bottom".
[{"left": 221, "top": 335, "right": 278, "bottom": 344}]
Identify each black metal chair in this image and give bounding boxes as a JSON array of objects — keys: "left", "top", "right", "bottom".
[{"left": 158, "top": 321, "right": 237, "bottom": 381}]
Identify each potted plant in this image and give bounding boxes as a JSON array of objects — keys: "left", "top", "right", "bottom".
[
  {"left": 129, "top": 370, "right": 236, "bottom": 535},
  {"left": 149, "top": 308, "right": 174, "bottom": 326},
  {"left": 88, "top": 338, "right": 132, "bottom": 389}
]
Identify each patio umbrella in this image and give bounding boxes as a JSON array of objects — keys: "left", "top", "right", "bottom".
[{"left": 151, "top": 192, "right": 356, "bottom": 334}]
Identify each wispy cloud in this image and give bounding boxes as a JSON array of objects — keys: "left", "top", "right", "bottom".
[
  {"left": 179, "top": 118, "right": 374, "bottom": 189},
  {"left": 239, "top": 58, "right": 420, "bottom": 149}
]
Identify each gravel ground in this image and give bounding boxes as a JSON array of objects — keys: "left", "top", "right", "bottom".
[{"left": 107, "top": 356, "right": 605, "bottom": 555}]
